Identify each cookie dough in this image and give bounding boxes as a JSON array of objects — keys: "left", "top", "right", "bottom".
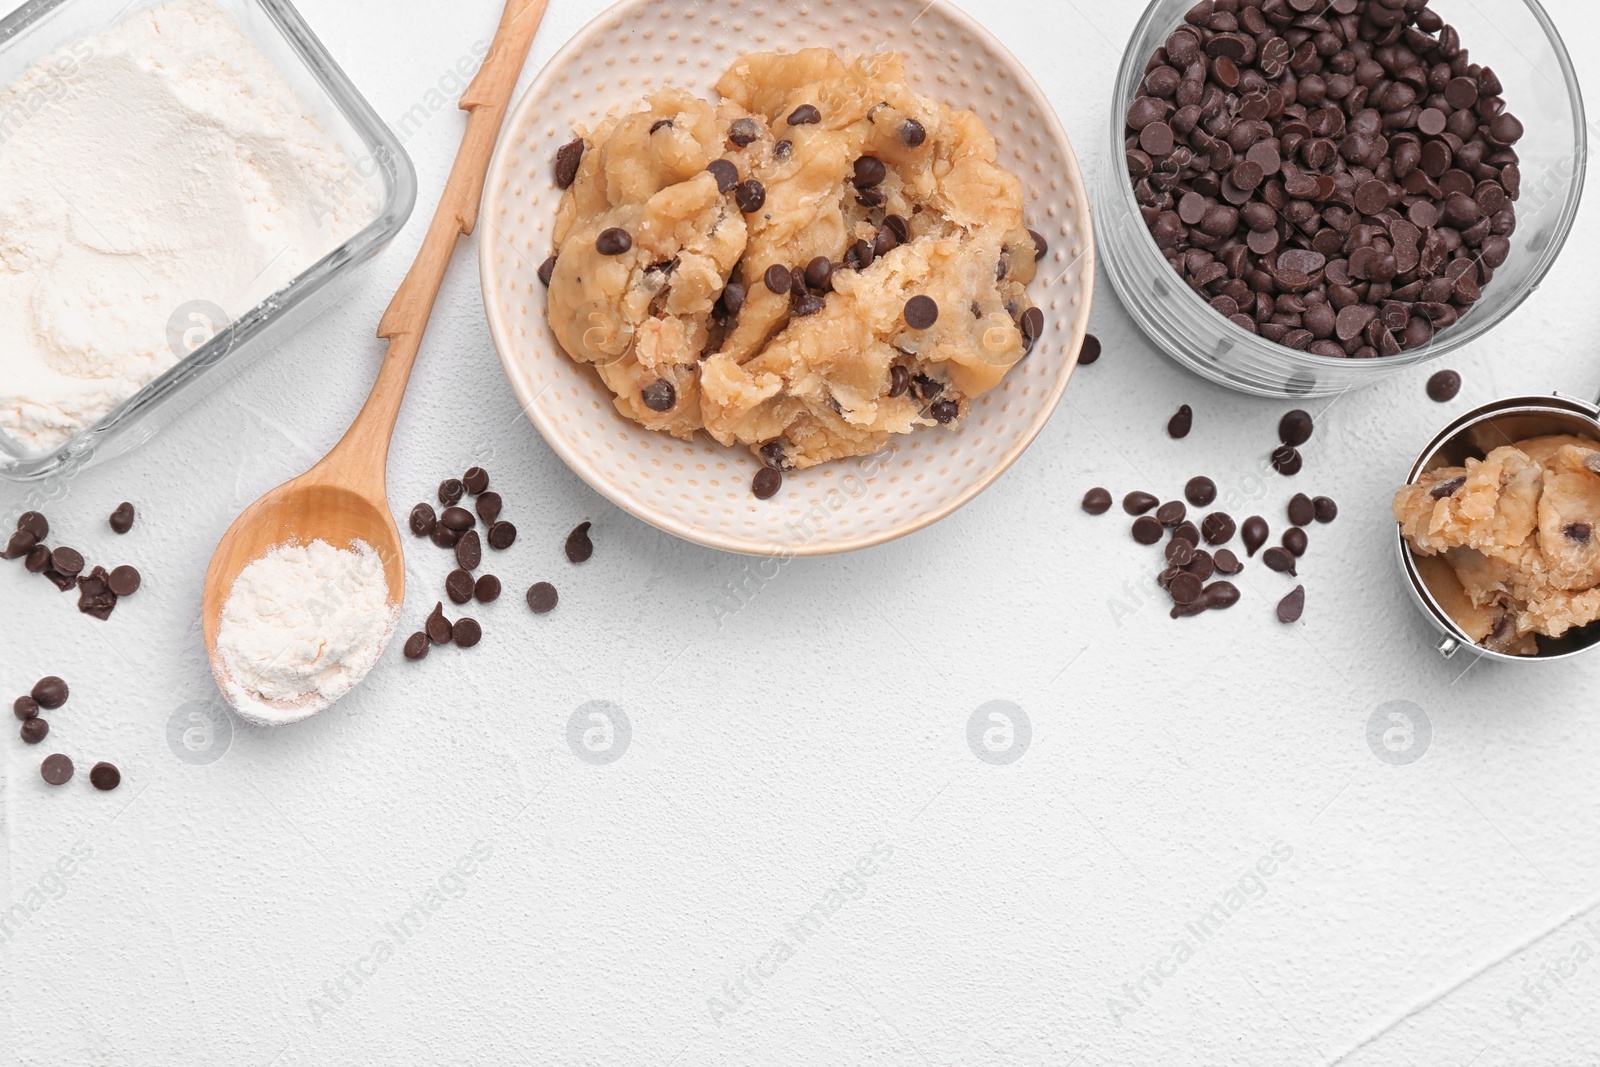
[
  {"left": 1394, "top": 435, "right": 1600, "bottom": 654},
  {"left": 544, "top": 48, "right": 1041, "bottom": 469}
]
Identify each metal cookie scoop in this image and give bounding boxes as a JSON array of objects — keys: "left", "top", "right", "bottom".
[{"left": 1397, "top": 391, "right": 1600, "bottom": 664}]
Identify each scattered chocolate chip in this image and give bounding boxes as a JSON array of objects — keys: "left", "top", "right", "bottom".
[
  {"left": 107, "top": 565, "right": 141, "bottom": 597},
  {"left": 1263, "top": 547, "right": 1298, "bottom": 576},
  {"left": 21, "top": 719, "right": 48, "bottom": 744},
  {"left": 453, "top": 618, "right": 482, "bottom": 648},
  {"left": 25, "top": 546, "right": 50, "bottom": 573},
  {"left": 1201, "top": 512, "right": 1236, "bottom": 546},
  {"left": 1279, "top": 411, "right": 1314, "bottom": 448},
  {"left": 431, "top": 524, "right": 461, "bottom": 550},
  {"left": 456, "top": 530, "right": 482, "bottom": 571},
  {"left": 1283, "top": 527, "right": 1309, "bottom": 557},
  {"left": 899, "top": 118, "right": 927, "bottom": 147},
  {"left": 1183, "top": 549, "right": 1216, "bottom": 582},
  {"left": 1428, "top": 370, "right": 1463, "bottom": 403},
  {"left": 1124, "top": 491, "right": 1159, "bottom": 515},
  {"left": 41, "top": 568, "right": 76, "bottom": 592},
  {"left": 109, "top": 502, "right": 135, "bottom": 534},
  {"left": 40, "top": 753, "right": 72, "bottom": 785},
  {"left": 1214, "top": 549, "right": 1243, "bottom": 575},
  {"left": 596, "top": 228, "right": 633, "bottom": 256},
  {"left": 729, "top": 118, "right": 762, "bottom": 146},
  {"left": 1171, "top": 601, "right": 1208, "bottom": 620},
  {"left": 76, "top": 567, "right": 117, "bottom": 621},
  {"left": 3, "top": 530, "right": 35, "bottom": 560},
  {"left": 1167, "top": 405, "right": 1193, "bottom": 439},
  {"left": 14, "top": 696, "right": 38, "bottom": 721},
  {"left": 538, "top": 255, "right": 557, "bottom": 286},
  {"left": 553, "top": 139, "right": 585, "bottom": 188},
  {"left": 475, "top": 575, "right": 501, "bottom": 603},
  {"left": 904, "top": 295, "right": 939, "bottom": 330},
  {"left": 463, "top": 467, "right": 489, "bottom": 495},
  {"left": 476, "top": 493, "right": 503, "bottom": 525},
  {"left": 1166, "top": 539, "right": 1196, "bottom": 567},
  {"left": 1271, "top": 446, "right": 1303, "bottom": 477},
  {"left": 641, "top": 378, "right": 678, "bottom": 412},
  {"left": 527, "top": 582, "right": 559, "bottom": 614},
  {"left": 32, "top": 677, "right": 67, "bottom": 709},
  {"left": 1079, "top": 333, "right": 1101, "bottom": 365},
  {"left": 446, "top": 569, "right": 475, "bottom": 605},
  {"left": 1170, "top": 572, "right": 1204, "bottom": 606},
  {"left": 1082, "top": 488, "right": 1113, "bottom": 515},
  {"left": 707, "top": 159, "right": 740, "bottom": 193},
  {"left": 1156, "top": 501, "right": 1187, "bottom": 527},
  {"left": 736, "top": 179, "right": 767, "bottom": 213},
  {"left": 488, "top": 521, "right": 518, "bottom": 550},
  {"left": 1172, "top": 521, "right": 1201, "bottom": 546},
  {"left": 50, "top": 547, "right": 83, "bottom": 577},
  {"left": 404, "top": 632, "right": 430, "bottom": 660},
  {"left": 1243, "top": 518, "right": 1269, "bottom": 558},
  {"left": 17, "top": 512, "right": 48, "bottom": 540},
  {"left": 788, "top": 104, "right": 821, "bottom": 126},
  {"left": 1203, "top": 581, "right": 1241, "bottom": 610},
  {"left": 1277, "top": 586, "right": 1306, "bottom": 625},
  {"left": 426, "top": 603, "right": 453, "bottom": 645},
  {"left": 1185, "top": 477, "right": 1217, "bottom": 507},
  {"left": 1288, "top": 494, "right": 1315, "bottom": 527},
  {"left": 441, "top": 507, "right": 475, "bottom": 532},
  {"left": 566, "top": 522, "right": 595, "bottom": 564},
  {"left": 439, "top": 479, "right": 464, "bottom": 506},
  {"left": 89, "top": 762, "right": 120, "bottom": 791},
  {"left": 409, "top": 503, "right": 437, "bottom": 537},
  {"left": 1133, "top": 516, "right": 1165, "bottom": 545},
  {"left": 753, "top": 467, "right": 783, "bottom": 500},
  {"left": 1313, "top": 497, "right": 1339, "bottom": 523}
]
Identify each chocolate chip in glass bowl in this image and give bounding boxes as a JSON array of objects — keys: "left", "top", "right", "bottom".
[{"left": 1279, "top": 410, "right": 1314, "bottom": 448}]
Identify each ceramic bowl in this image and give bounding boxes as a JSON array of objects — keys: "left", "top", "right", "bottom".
[{"left": 478, "top": 0, "right": 1093, "bottom": 555}]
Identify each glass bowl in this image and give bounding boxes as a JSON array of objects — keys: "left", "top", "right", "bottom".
[
  {"left": 0, "top": 0, "right": 417, "bottom": 481},
  {"left": 1097, "top": 0, "right": 1586, "bottom": 399}
]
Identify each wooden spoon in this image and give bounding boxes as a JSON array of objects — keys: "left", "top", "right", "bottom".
[{"left": 201, "top": 0, "right": 549, "bottom": 722}]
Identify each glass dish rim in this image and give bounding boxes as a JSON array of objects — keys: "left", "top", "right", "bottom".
[
  {"left": 0, "top": 0, "right": 419, "bottom": 480},
  {"left": 1105, "top": 0, "right": 1588, "bottom": 377}
]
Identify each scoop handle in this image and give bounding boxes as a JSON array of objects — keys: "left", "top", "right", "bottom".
[{"left": 331, "top": 0, "right": 549, "bottom": 473}]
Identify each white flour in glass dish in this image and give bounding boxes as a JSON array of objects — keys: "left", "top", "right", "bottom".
[{"left": 0, "top": 0, "right": 378, "bottom": 454}]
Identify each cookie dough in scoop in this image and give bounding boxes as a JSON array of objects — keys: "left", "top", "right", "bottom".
[{"left": 545, "top": 48, "right": 1041, "bottom": 469}]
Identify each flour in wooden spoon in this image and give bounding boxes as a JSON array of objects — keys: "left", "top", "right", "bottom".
[{"left": 217, "top": 540, "right": 397, "bottom": 725}]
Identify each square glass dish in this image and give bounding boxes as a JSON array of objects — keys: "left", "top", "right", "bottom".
[{"left": 0, "top": 0, "right": 417, "bottom": 481}]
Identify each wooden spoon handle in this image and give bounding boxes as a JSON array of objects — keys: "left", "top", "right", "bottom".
[{"left": 331, "top": 0, "right": 549, "bottom": 471}]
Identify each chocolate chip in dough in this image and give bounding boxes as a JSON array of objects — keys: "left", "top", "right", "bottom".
[
  {"left": 1082, "top": 488, "right": 1113, "bottom": 515},
  {"left": 596, "top": 228, "right": 633, "bottom": 256},
  {"left": 89, "top": 762, "right": 120, "bottom": 791},
  {"left": 453, "top": 618, "right": 482, "bottom": 649},
  {"left": 728, "top": 118, "right": 761, "bottom": 147},
  {"left": 566, "top": 522, "right": 595, "bottom": 564},
  {"left": 904, "top": 296, "right": 939, "bottom": 330},
  {"left": 1167, "top": 405, "right": 1193, "bottom": 439},
  {"left": 409, "top": 504, "right": 437, "bottom": 537},
  {"left": 32, "top": 677, "right": 67, "bottom": 709},
  {"left": 735, "top": 179, "right": 767, "bottom": 213},
  {"left": 752, "top": 467, "right": 783, "bottom": 500},
  {"left": 553, "top": 139, "right": 585, "bottom": 188},
  {"left": 805, "top": 257, "right": 834, "bottom": 292},
  {"left": 707, "top": 159, "right": 740, "bottom": 193},
  {"left": 764, "top": 264, "right": 792, "bottom": 294},
  {"left": 109, "top": 502, "right": 135, "bottom": 534},
  {"left": 788, "top": 104, "right": 822, "bottom": 126},
  {"left": 853, "top": 156, "right": 886, "bottom": 188},
  {"left": 404, "top": 632, "right": 430, "bottom": 661},
  {"left": 40, "top": 753, "right": 72, "bottom": 785},
  {"left": 1185, "top": 477, "right": 1217, "bottom": 507},
  {"left": 527, "top": 582, "right": 559, "bottom": 614},
  {"left": 21, "top": 718, "right": 48, "bottom": 744},
  {"left": 899, "top": 119, "right": 927, "bottom": 147},
  {"left": 107, "top": 566, "right": 141, "bottom": 597},
  {"left": 1428, "top": 370, "right": 1463, "bottom": 403},
  {"left": 538, "top": 256, "right": 557, "bottom": 287},
  {"left": 1277, "top": 586, "right": 1306, "bottom": 625}
]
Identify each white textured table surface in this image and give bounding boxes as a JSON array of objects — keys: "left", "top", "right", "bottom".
[{"left": 5, "top": 1, "right": 1600, "bottom": 1064}]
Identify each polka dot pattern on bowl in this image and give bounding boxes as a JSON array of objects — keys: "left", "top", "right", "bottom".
[{"left": 478, "top": 0, "right": 1094, "bottom": 556}]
